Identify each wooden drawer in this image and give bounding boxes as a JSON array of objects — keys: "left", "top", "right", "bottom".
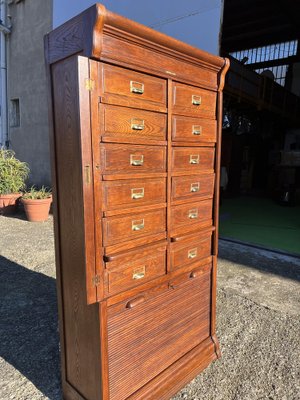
[
  {"left": 170, "top": 200, "right": 213, "bottom": 236},
  {"left": 103, "top": 208, "right": 166, "bottom": 246},
  {"left": 107, "top": 270, "right": 211, "bottom": 400},
  {"left": 172, "top": 174, "right": 214, "bottom": 202},
  {"left": 100, "top": 144, "right": 166, "bottom": 175},
  {"left": 102, "top": 178, "right": 166, "bottom": 211},
  {"left": 172, "top": 82, "right": 216, "bottom": 118},
  {"left": 104, "top": 243, "right": 167, "bottom": 296},
  {"left": 170, "top": 231, "right": 212, "bottom": 270},
  {"left": 100, "top": 63, "right": 167, "bottom": 111},
  {"left": 172, "top": 115, "right": 217, "bottom": 143},
  {"left": 172, "top": 147, "right": 215, "bottom": 173},
  {"left": 100, "top": 104, "right": 167, "bottom": 143}
]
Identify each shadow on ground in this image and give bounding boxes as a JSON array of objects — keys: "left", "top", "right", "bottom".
[
  {"left": 219, "top": 239, "right": 300, "bottom": 282},
  {"left": 0, "top": 255, "right": 61, "bottom": 399}
]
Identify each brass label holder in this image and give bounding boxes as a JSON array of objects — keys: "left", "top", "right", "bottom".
[
  {"left": 188, "top": 248, "right": 198, "bottom": 259},
  {"left": 188, "top": 209, "right": 198, "bottom": 219},
  {"left": 130, "top": 81, "right": 144, "bottom": 94},
  {"left": 132, "top": 219, "right": 145, "bottom": 231},
  {"left": 131, "top": 187, "right": 144, "bottom": 199},
  {"left": 192, "top": 125, "right": 202, "bottom": 136},
  {"left": 190, "top": 182, "right": 200, "bottom": 192},
  {"left": 131, "top": 118, "right": 145, "bottom": 130},
  {"left": 192, "top": 94, "right": 202, "bottom": 105},
  {"left": 132, "top": 266, "right": 146, "bottom": 280},
  {"left": 189, "top": 154, "right": 200, "bottom": 164},
  {"left": 130, "top": 154, "right": 144, "bottom": 166}
]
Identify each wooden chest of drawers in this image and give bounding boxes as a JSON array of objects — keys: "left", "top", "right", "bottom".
[{"left": 45, "top": 4, "right": 229, "bottom": 400}]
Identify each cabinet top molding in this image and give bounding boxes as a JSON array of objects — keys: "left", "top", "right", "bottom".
[{"left": 45, "top": 3, "right": 229, "bottom": 86}]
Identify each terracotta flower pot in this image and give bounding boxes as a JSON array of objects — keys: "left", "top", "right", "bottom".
[
  {"left": 0, "top": 193, "right": 21, "bottom": 215},
  {"left": 22, "top": 196, "right": 52, "bottom": 222}
]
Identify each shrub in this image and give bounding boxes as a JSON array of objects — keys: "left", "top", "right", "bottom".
[{"left": 0, "top": 149, "right": 29, "bottom": 194}]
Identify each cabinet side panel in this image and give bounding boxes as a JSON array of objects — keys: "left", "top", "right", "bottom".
[{"left": 51, "top": 56, "right": 101, "bottom": 400}]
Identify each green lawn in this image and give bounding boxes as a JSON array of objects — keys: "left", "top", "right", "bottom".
[{"left": 219, "top": 196, "right": 300, "bottom": 255}]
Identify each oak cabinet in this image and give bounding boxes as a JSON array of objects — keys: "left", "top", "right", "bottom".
[{"left": 45, "top": 4, "right": 229, "bottom": 400}]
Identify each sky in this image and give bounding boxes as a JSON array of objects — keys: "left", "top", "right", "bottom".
[{"left": 53, "top": 0, "right": 223, "bottom": 55}]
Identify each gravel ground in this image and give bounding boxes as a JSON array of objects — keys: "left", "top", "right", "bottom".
[{"left": 0, "top": 213, "right": 300, "bottom": 400}]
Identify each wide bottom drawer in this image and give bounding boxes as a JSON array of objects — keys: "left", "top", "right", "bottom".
[{"left": 107, "top": 268, "right": 211, "bottom": 400}]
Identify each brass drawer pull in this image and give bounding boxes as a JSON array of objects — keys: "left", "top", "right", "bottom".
[
  {"left": 130, "top": 154, "right": 144, "bottom": 166},
  {"left": 192, "top": 94, "right": 202, "bottom": 106},
  {"left": 190, "top": 182, "right": 200, "bottom": 192},
  {"left": 132, "top": 219, "right": 145, "bottom": 231},
  {"left": 188, "top": 248, "right": 198, "bottom": 259},
  {"left": 188, "top": 209, "right": 198, "bottom": 219},
  {"left": 131, "top": 118, "right": 145, "bottom": 130},
  {"left": 132, "top": 266, "right": 146, "bottom": 280},
  {"left": 130, "top": 81, "right": 144, "bottom": 94},
  {"left": 131, "top": 187, "right": 144, "bottom": 199},
  {"left": 189, "top": 154, "right": 200, "bottom": 164},
  {"left": 192, "top": 125, "right": 202, "bottom": 135}
]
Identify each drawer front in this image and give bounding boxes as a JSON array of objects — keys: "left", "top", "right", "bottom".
[
  {"left": 105, "top": 244, "right": 167, "bottom": 295},
  {"left": 103, "top": 178, "right": 166, "bottom": 210},
  {"left": 172, "top": 115, "right": 217, "bottom": 143},
  {"left": 172, "top": 147, "right": 215, "bottom": 173},
  {"left": 103, "top": 209, "right": 166, "bottom": 246},
  {"left": 107, "top": 272, "right": 211, "bottom": 400},
  {"left": 101, "top": 104, "right": 167, "bottom": 142},
  {"left": 101, "top": 64, "right": 167, "bottom": 110},
  {"left": 171, "top": 234, "right": 212, "bottom": 270},
  {"left": 172, "top": 174, "right": 214, "bottom": 202},
  {"left": 171, "top": 200, "right": 213, "bottom": 234},
  {"left": 100, "top": 144, "right": 166, "bottom": 175},
  {"left": 172, "top": 82, "right": 216, "bottom": 118}
]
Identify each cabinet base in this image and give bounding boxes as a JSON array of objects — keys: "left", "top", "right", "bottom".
[
  {"left": 128, "top": 335, "right": 219, "bottom": 400},
  {"left": 62, "top": 335, "right": 219, "bottom": 400}
]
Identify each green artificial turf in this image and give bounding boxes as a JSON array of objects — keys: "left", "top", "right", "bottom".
[{"left": 219, "top": 196, "right": 300, "bottom": 255}]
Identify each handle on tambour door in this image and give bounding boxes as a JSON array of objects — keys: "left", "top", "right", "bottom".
[
  {"left": 190, "top": 269, "right": 205, "bottom": 279},
  {"left": 126, "top": 295, "right": 146, "bottom": 309}
]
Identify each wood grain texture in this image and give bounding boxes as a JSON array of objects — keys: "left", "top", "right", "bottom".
[
  {"left": 172, "top": 115, "right": 217, "bottom": 143},
  {"left": 100, "top": 143, "right": 166, "bottom": 175},
  {"left": 102, "top": 177, "right": 166, "bottom": 211},
  {"left": 171, "top": 174, "right": 215, "bottom": 202},
  {"left": 46, "top": 5, "right": 229, "bottom": 399},
  {"left": 46, "top": 4, "right": 225, "bottom": 73},
  {"left": 102, "top": 208, "right": 166, "bottom": 246},
  {"left": 89, "top": 59, "right": 105, "bottom": 302},
  {"left": 51, "top": 56, "right": 101, "bottom": 399},
  {"left": 101, "top": 34, "right": 218, "bottom": 90},
  {"left": 171, "top": 147, "right": 215, "bottom": 174},
  {"left": 99, "top": 63, "right": 167, "bottom": 112},
  {"left": 100, "top": 104, "right": 167, "bottom": 143},
  {"left": 127, "top": 337, "right": 216, "bottom": 400},
  {"left": 170, "top": 199, "right": 213, "bottom": 236},
  {"left": 170, "top": 231, "right": 212, "bottom": 270},
  {"left": 107, "top": 272, "right": 211, "bottom": 400},
  {"left": 104, "top": 243, "right": 167, "bottom": 296},
  {"left": 172, "top": 82, "right": 217, "bottom": 118}
]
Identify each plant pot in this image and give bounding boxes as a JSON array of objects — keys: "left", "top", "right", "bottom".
[
  {"left": 0, "top": 193, "right": 21, "bottom": 215},
  {"left": 22, "top": 196, "right": 52, "bottom": 222}
]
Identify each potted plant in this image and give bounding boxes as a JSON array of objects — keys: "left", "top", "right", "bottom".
[
  {"left": 21, "top": 186, "right": 52, "bottom": 222},
  {"left": 0, "top": 149, "right": 29, "bottom": 215}
]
